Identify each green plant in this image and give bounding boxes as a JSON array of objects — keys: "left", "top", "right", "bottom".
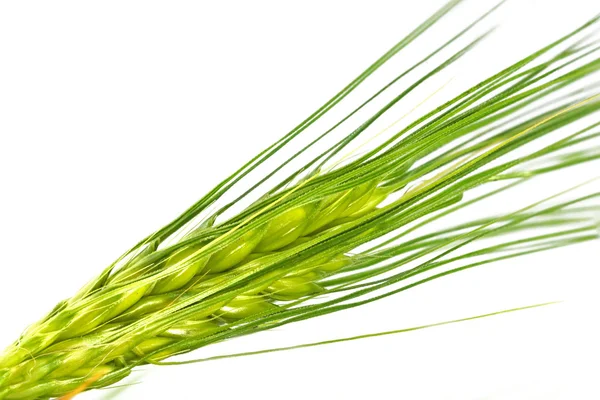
[{"left": 1, "top": 1, "right": 599, "bottom": 398}]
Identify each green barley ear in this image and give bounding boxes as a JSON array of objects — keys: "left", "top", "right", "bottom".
[{"left": 1, "top": 1, "right": 600, "bottom": 398}]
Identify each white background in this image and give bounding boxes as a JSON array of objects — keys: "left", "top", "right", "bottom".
[{"left": 1, "top": 1, "right": 599, "bottom": 399}]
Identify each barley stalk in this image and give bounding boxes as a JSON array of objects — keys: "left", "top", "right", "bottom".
[{"left": 1, "top": 2, "right": 600, "bottom": 398}]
